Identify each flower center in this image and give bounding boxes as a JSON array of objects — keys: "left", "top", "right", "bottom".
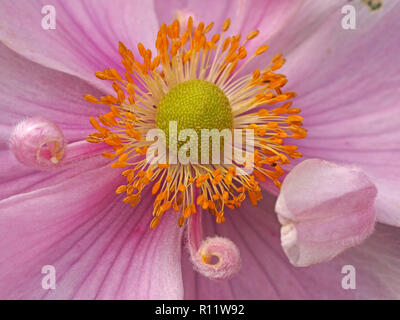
[
  {"left": 84, "top": 16, "right": 307, "bottom": 229},
  {"left": 156, "top": 79, "right": 233, "bottom": 157},
  {"left": 157, "top": 79, "right": 233, "bottom": 133}
]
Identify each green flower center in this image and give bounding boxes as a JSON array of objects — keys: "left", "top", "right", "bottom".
[{"left": 155, "top": 79, "right": 233, "bottom": 154}]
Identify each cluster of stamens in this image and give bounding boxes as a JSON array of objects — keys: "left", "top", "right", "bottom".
[{"left": 84, "top": 17, "right": 307, "bottom": 229}]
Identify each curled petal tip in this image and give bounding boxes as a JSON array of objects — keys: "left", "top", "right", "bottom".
[
  {"left": 10, "top": 117, "right": 66, "bottom": 170},
  {"left": 191, "top": 236, "right": 241, "bottom": 281}
]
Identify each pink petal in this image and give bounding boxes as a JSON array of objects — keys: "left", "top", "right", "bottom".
[
  {"left": 0, "top": 165, "right": 184, "bottom": 299},
  {"left": 245, "top": 1, "right": 400, "bottom": 226},
  {"left": 0, "top": 0, "right": 159, "bottom": 89},
  {"left": 0, "top": 144, "right": 109, "bottom": 201},
  {"left": 182, "top": 193, "right": 400, "bottom": 299},
  {"left": 0, "top": 43, "right": 110, "bottom": 199},
  {"left": 245, "top": 1, "right": 346, "bottom": 73},
  {"left": 283, "top": 1, "right": 399, "bottom": 91},
  {"left": 281, "top": 2, "right": 400, "bottom": 226},
  {"left": 276, "top": 159, "right": 377, "bottom": 267},
  {"left": 0, "top": 43, "right": 107, "bottom": 141}
]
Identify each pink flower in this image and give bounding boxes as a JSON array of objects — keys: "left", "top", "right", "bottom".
[{"left": 0, "top": 0, "right": 399, "bottom": 299}]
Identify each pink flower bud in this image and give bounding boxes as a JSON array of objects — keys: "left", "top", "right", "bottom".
[
  {"left": 187, "top": 213, "right": 241, "bottom": 281},
  {"left": 191, "top": 236, "right": 241, "bottom": 281},
  {"left": 276, "top": 159, "right": 377, "bottom": 267},
  {"left": 10, "top": 117, "right": 66, "bottom": 170}
]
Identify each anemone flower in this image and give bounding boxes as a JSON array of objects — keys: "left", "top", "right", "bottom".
[{"left": 0, "top": 0, "right": 399, "bottom": 300}]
